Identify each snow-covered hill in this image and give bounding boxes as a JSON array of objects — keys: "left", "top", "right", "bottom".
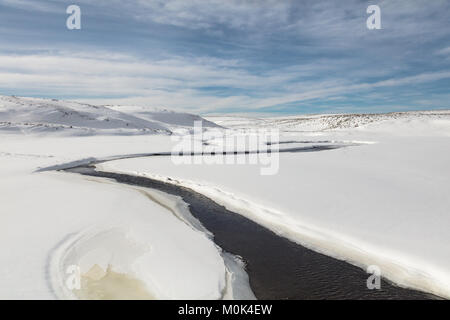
[
  {"left": 0, "top": 95, "right": 218, "bottom": 135},
  {"left": 108, "top": 105, "right": 220, "bottom": 129},
  {"left": 206, "top": 110, "right": 450, "bottom": 132}
]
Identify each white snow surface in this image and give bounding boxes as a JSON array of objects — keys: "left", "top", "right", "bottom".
[
  {"left": 101, "top": 110, "right": 450, "bottom": 298},
  {"left": 0, "top": 135, "right": 254, "bottom": 299}
]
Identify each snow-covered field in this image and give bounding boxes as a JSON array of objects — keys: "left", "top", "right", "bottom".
[{"left": 1, "top": 95, "right": 449, "bottom": 299}]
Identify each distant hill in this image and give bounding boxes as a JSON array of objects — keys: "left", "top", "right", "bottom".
[
  {"left": 0, "top": 95, "right": 220, "bottom": 135},
  {"left": 206, "top": 110, "right": 450, "bottom": 131}
]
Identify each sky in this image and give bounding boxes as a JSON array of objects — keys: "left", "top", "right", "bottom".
[{"left": 0, "top": 0, "right": 449, "bottom": 115}]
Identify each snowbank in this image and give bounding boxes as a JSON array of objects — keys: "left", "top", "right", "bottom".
[{"left": 49, "top": 178, "right": 236, "bottom": 300}]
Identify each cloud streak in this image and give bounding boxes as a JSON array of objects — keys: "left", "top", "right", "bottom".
[{"left": 0, "top": 0, "right": 449, "bottom": 114}]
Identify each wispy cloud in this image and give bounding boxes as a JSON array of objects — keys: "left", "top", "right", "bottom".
[
  {"left": 0, "top": 0, "right": 449, "bottom": 114},
  {"left": 0, "top": 0, "right": 60, "bottom": 13}
]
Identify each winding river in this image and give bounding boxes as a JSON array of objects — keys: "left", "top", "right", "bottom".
[{"left": 63, "top": 159, "right": 437, "bottom": 300}]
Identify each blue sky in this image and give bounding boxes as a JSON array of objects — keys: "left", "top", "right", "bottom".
[{"left": 0, "top": 0, "right": 449, "bottom": 114}]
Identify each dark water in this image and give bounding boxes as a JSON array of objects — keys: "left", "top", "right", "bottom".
[{"left": 65, "top": 166, "right": 437, "bottom": 300}]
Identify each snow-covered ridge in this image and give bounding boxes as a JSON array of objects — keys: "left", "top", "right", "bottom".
[
  {"left": 207, "top": 109, "right": 450, "bottom": 131},
  {"left": 0, "top": 95, "right": 218, "bottom": 135},
  {"left": 107, "top": 105, "right": 220, "bottom": 129}
]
